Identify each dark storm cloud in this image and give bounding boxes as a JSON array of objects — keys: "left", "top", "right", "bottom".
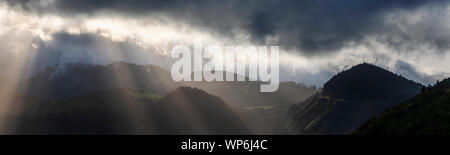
[
  {"left": 5, "top": 0, "right": 450, "bottom": 54},
  {"left": 395, "top": 60, "right": 438, "bottom": 85}
]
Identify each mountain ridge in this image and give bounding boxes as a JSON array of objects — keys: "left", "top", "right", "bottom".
[
  {"left": 323, "top": 63, "right": 422, "bottom": 101},
  {"left": 11, "top": 87, "right": 251, "bottom": 134},
  {"left": 13, "top": 61, "right": 317, "bottom": 134},
  {"left": 354, "top": 78, "right": 450, "bottom": 135},
  {"left": 288, "top": 63, "right": 423, "bottom": 135}
]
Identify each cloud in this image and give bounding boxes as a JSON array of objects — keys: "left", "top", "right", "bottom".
[
  {"left": 29, "top": 32, "right": 174, "bottom": 72},
  {"left": 0, "top": 30, "right": 174, "bottom": 77},
  {"left": 2, "top": 0, "right": 450, "bottom": 86},
  {"left": 395, "top": 60, "right": 432, "bottom": 84},
  {"left": 394, "top": 60, "right": 445, "bottom": 85},
  {"left": 5, "top": 0, "right": 450, "bottom": 55}
]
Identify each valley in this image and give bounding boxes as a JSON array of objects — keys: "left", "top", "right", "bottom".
[{"left": 1, "top": 61, "right": 448, "bottom": 135}]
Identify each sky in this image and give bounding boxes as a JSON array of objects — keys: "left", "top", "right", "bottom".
[{"left": 1, "top": 0, "right": 450, "bottom": 86}]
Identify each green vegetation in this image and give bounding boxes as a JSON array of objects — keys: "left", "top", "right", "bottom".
[
  {"left": 126, "top": 89, "right": 162, "bottom": 102},
  {"left": 241, "top": 104, "right": 278, "bottom": 111},
  {"left": 12, "top": 87, "right": 251, "bottom": 134},
  {"left": 354, "top": 78, "right": 450, "bottom": 135},
  {"left": 288, "top": 63, "right": 423, "bottom": 135}
]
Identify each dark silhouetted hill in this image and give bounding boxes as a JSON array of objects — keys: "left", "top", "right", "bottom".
[
  {"left": 20, "top": 61, "right": 179, "bottom": 100},
  {"left": 183, "top": 74, "right": 317, "bottom": 134},
  {"left": 354, "top": 78, "right": 450, "bottom": 135},
  {"left": 154, "top": 87, "right": 250, "bottom": 134},
  {"left": 21, "top": 62, "right": 316, "bottom": 107},
  {"left": 12, "top": 87, "right": 250, "bottom": 134},
  {"left": 288, "top": 63, "right": 422, "bottom": 135},
  {"left": 15, "top": 62, "right": 316, "bottom": 134},
  {"left": 322, "top": 63, "right": 421, "bottom": 102}
]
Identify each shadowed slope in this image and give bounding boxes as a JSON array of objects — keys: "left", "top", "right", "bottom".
[
  {"left": 322, "top": 63, "right": 421, "bottom": 102},
  {"left": 12, "top": 87, "right": 250, "bottom": 134},
  {"left": 15, "top": 62, "right": 315, "bottom": 134},
  {"left": 354, "top": 79, "right": 450, "bottom": 135},
  {"left": 154, "top": 87, "right": 251, "bottom": 134},
  {"left": 288, "top": 63, "right": 422, "bottom": 135},
  {"left": 20, "top": 61, "right": 179, "bottom": 100}
]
